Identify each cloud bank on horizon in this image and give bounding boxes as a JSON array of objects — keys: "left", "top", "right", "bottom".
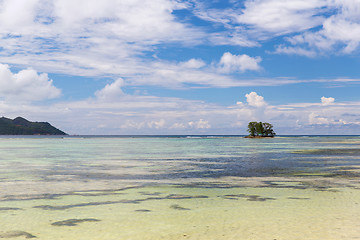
[{"left": 0, "top": 0, "right": 360, "bottom": 134}]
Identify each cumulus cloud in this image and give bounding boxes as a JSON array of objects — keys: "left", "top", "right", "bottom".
[
  {"left": 234, "top": 92, "right": 269, "bottom": 125},
  {"left": 245, "top": 92, "right": 267, "bottom": 107},
  {"left": 218, "top": 52, "right": 262, "bottom": 73},
  {"left": 321, "top": 96, "right": 335, "bottom": 105},
  {"left": 0, "top": 64, "right": 61, "bottom": 101},
  {"left": 95, "top": 78, "right": 125, "bottom": 101}
]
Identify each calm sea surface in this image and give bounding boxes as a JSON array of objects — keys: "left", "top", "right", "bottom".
[{"left": 1, "top": 136, "right": 360, "bottom": 239}]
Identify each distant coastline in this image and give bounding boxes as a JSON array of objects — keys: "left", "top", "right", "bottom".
[{"left": 0, "top": 117, "right": 67, "bottom": 135}]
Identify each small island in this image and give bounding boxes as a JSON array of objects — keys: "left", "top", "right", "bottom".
[
  {"left": 245, "top": 121, "right": 276, "bottom": 138},
  {"left": 0, "top": 117, "right": 67, "bottom": 135}
]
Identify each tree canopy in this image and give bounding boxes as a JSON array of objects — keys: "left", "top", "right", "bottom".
[{"left": 247, "top": 122, "right": 275, "bottom": 137}]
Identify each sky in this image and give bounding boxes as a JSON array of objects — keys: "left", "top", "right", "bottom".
[{"left": 1, "top": 0, "right": 360, "bottom": 135}]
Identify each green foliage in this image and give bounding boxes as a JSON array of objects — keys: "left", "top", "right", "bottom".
[
  {"left": 247, "top": 122, "right": 257, "bottom": 136},
  {"left": 0, "top": 117, "right": 67, "bottom": 135},
  {"left": 255, "top": 122, "right": 264, "bottom": 136},
  {"left": 262, "top": 122, "right": 275, "bottom": 137},
  {"left": 247, "top": 121, "right": 275, "bottom": 137}
]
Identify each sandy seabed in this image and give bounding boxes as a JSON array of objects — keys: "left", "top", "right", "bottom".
[
  {"left": 1, "top": 176, "right": 360, "bottom": 240},
  {"left": 1, "top": 136, "right": 360, "bottom": 239}
]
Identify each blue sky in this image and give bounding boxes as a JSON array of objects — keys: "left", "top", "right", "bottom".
[{"left": 1, "top": 0, "right": 360, "bottom": 135}]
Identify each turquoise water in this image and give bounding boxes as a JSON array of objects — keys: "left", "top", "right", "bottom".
[{"left": 1, "top": 136, "right": 360, "bottom": 239}]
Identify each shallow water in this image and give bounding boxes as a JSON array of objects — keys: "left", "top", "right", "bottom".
[{"left": 1, "top": 136, "right": 360, "bottom": 239}]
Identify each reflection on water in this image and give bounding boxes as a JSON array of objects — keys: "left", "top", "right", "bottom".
[{"left": 1, "top": 136, "right": 360, "bottom": 239}]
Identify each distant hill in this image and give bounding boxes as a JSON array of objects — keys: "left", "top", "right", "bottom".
[{"left": 0, "top": 117, "right": 67, "bottom": 135}]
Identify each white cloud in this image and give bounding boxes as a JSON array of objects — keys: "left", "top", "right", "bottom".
[
  {"left": 188, "top": 119, "right": 211, "bottom": 129},
  {"left": 2, "top": 88, "right": 360, "bottom": 135},
  {"left": 180, "top": 59, "right": 206, "bottom": 69},
  {"left": 0, "top": 64, "right": 61, "bottom": 102},
  {"left": 308, "top": 112, "right": 349, "bottom": 126},
  {"left": 120, "top": 120, "right": 145, "bottom": 130},
  {"left": 123, "top": 59, "right": 301, "bottom": 89},
  {"left": 192, "top": 0, "right": 329, "bottom": 43},
  {"left": 193, "top": 0, "right": 360, "bottom": 55},
  {"left": 0, "top": 0, "right": 358, "bottom": 92},
  {"left": 0, "top": 0, "right": 39, "bottom": 31},
  {"left": 321, "top": 96, "right": 335, "bottom": 105},
  {"left": 218, "top": 52, "right": 262, "bottom": 73},
  {"left": 148, "top": 119, "right": 166, "bottom": 129},
  {"left": 0, "top": 0, "right": 200, "bottom": 44},
  {"left": 95, "top": 78, "right": 125, "bottom": 101},
  {"left": 0, "top": 0, "right": 274, "bottom": 90},
  {"left": 274, "top": 0, "right": 360, "bottom": 55},
  {"left": 236, "top": 0, "right": 327, "bottom": 36},
  {"left": 309, "top": 112, "right": 330, "bottom": 125},
  {"left": 245, "top": 92, "right": 267, "bottom": 107},
  {"left": 0, "top": 0, "right": 205, "bottom": 80},
  {"left": 119, "top": 119, "right": 167, "bottom": 130},
  {"left": 209, "top": 32, "right": 259, "bottom": 47},
  {"left": 234, "top": 92, "right": 269, "bottom": 124},
  {"left": 322, "top": 16, "right": 360, "bottom": 53},
  {"left": 273, "top": 45, "right": 316, "bottom": 57}
]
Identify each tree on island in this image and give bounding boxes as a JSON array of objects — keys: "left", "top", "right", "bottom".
[{"left": 247, "top": 121, "right": 276, "bottom": 137}]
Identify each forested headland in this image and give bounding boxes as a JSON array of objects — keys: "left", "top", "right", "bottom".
[{"left": 0, "top": 117, "right": 66, "bottom": 135}]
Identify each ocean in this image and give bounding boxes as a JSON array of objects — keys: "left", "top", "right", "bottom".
[{"left": 1, "top": 135, "right": 360, "bottom": 239}]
